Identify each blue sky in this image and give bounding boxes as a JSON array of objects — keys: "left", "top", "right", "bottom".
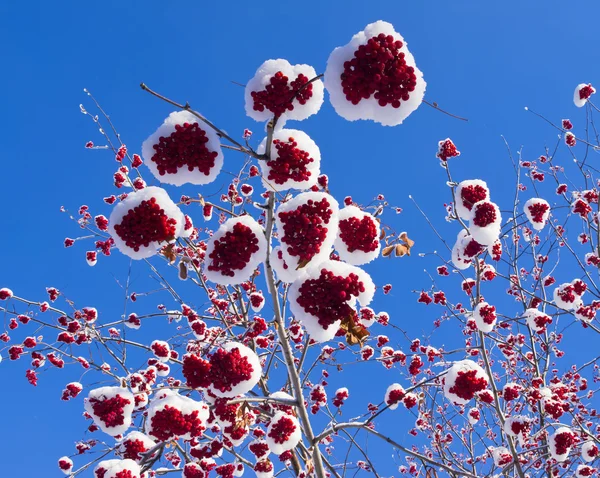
[{"left": 1, "top": 1, "right": 600, "bottom": 476}]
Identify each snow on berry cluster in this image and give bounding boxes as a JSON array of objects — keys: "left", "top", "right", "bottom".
[
  {"left": 145, "top": 389, "right": 210, "bottom": 442},
  {"left": 288, "top": 260, "right": 375, "bottom": 342},
  {"left": 257, "top": 129, "right": 321, "bottom": 191},
  {"left": 334, "top": 205, "right": 381, "bottom": 265},
  {"left": 443, "top": 360, "right": 490, "bottom": 406},
  {"left": 84, "top": 386, "right": 135, "bottom": 436},
  {"left": 523, "top": 197, "right": 551, "bottom": 231},
  {"left": 324, "top": 21, "right": 426, "bottom": 126},
  {"left": 142, "top": 110, "right": 224, "bottom": 186},
  {"left": 245, "top": 59, "right": 324, "bottom": 122},
  {"left": 204, "top": 215, "right": 267, "bottom": 286},
  {"left": 109, "top": 186, "right": 190, "bottom": 259},
  {"left": 182, "top": 341, "right": 262, "bottom": 398},
  {"left": 275, "top": 192, "right": 340, "bottom": 271},
  {"left": 94, "top": 459, "right": 141, "bottom": 478}
]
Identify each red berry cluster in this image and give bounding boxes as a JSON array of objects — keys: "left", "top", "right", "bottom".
[
  {"left": 437, "top": 139, "right": 460, "bottom": 161},
  {"left": 120, "top": 438, "right": 150, "bottom": 461},
  {"left": 386, "top": 388, "right": 405, "bottom": 406},
  {"left": 296, "top": 269, "right": 365, "bottom": 329},
  {"left": 251, "top": 71, "right": 313, "bottom": 117},
  {"left": 88, "top": 394, "right": 131, "bottom": 428},
  {"left": 268, "top": 415, "right": 297, "bottom": 444},
  {"left": 207, "top": 223, "right": 260, "bottom": 277},
  {"left": 472, "top": 202, "right": 497, "bottom": 228},
  {"left": 278, "top": 198, "right": 333, "bottom": 263},
  {"left": 267, "top": 137, "right": 314, "bottom": 185},
  {"left": 113, "top": 197, "right": 178, "bottom": 252},
  {"left": 463, "top": 238, "right": 483, "bottom": 258},
  {"left": 341, "top": 33, "right": 417, "bottom": 107},
  {"left": 448, "top": 370, "right": 488, "bottom": 401},
  {"left": 579, "top": 84, "right": 595, "bottom": 100},
  {"left": 152, "top": 122, "right": 218, "bottom": 176},
  {"left": 183, "top": 347, "right": 255, "bottom": 395},
  {"left": 461, "top": 185, "right": 487, "bottom": 211},
  {"left": 338, "top": 215, "right": 378, "bottom": 253},
  {"left": 553, "top": 430, "right": 575, "bottom": 456},
  {"left": 150, "top": 405, "right": 205, "bottom": 441},
  {"left": 527, "top": 202, "right": 549, "bottom": 223},
  {"left": 479, "top": 304, "right": 496, "bottom": 325}
]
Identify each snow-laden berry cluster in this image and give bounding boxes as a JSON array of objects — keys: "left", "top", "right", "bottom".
[
  {"left": 523, "top": 198, "right": 550, "bottom": 231},
  {"left": 455, "top": 180, "right": 489, "bottom": 221},
  {"left": 142, "top": 111, "right": 224, "bottom": 186},
  {"left": 257, "top": 129, "right": 321, "bottom": 192},
  {"left": 443, "top": 360, "right": 490, "bottom": 405},
  {"left": 334, "top": 205, "right": 381, "bottom": 265},
  {"left": 84, "top": 386, "right": 134, "bottom": 436},
  {"left": 288, "top": 260, "right": 375, "bottom": 342},
  {"left": 472, "top": 301, "right": 497, "bottom": 333},
  {"left": 574, "top": 83, "right": 596, "bottom": 107},
  {"left": 275, "top": 192, "right": 339, "bottom": 271},
  {"left": 451, "top": 230, "right": 484, "bottom": 270},
  {"left": 324, "top": 21, "right": 426, "bottom": 126},
  {"left": 109, "top": 186, "right": 190, "bottom": 259},
  {"left": 182, "top": 342, "right": 262, "bottom": 398},
  {"left": 94, "top": 459, "right": 141, "bottom": 478},
  {"left": 145, "top": 389, "right": 210, "bottom": 442},
  {"left": 265, "top": 411, "right": 302, "bottom": 455},
  {"left": 553, "top": 279, "right": 587, "bottom": 310},
  {"left": 245, "top": 59, "right": 324, "bottom": 122},
  {"left": 204, "top": 215, "right": 267, "bottom": 286}
]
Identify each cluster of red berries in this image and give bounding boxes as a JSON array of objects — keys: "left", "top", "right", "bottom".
[
  {"left": 152, "top": 122, "right": 218, "bottom": 176},
  {"left": 448, "top": 369, "right": 488, "bottom": 402},
  {"left": 472, "top": 202, "right": 497, "bottom": 228},
  {"left": 88, "top": 394, "right": 131, "bottom": 428},
  {"left": 207, "top": 223, "right": 260, "bottom": 277},
  {"left": 527, "top": 202, "right": 549, "bottom": 223},
  {"left": 460, "top": 184, "right": 487, "bottom": 211},
  {"left": 341, "top": 33, "right": 416, "bottom": 107},
  {"left": 338, "top": 215, "right": 378, "bottom": 253},
  {"left": 296, "top": 269, "right": 365, "bottom": 329},
  {"left": 478, "top": 304, "right": 496, "bottom": 325},
  {"left": 113, "top": 198, "right": 177, "bottom": 251},
  {"left": 268, "top": 415, "right": 297, "bottom": 444},
  {"left": 267, "top": 138, "right": 314, "bottom": 185},
  {"left": 251, "top": 72, "right": 313, "bottom": 117},
  {"left": 149, "top": 405, "right": 205, "bottom": 442},
  {"left": 278, "top": 198, "right": 333, "bottom": 263}
]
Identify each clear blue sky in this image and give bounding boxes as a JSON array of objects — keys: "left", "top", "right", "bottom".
[{"left": 1, "top": 1, "right": 600, "bottom": 476}]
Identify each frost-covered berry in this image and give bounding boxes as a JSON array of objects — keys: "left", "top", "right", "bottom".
[
  {"left": 0, "top": 288, "right": 13, "bottom": 300},
  {"left": 553, "top": 280, "right": 586, "bottom": 310},
  {"left": 142, "top": 111, "right": 224, "bottom": 186},
  {"left": 523, "top": 308, "right": 552, "bottom": 334},
  {"left": 443, "top": 360, "right": 489, "bottom": 406},
  {"left": 58, "top": 456, "right": 73, "bottom": 475},
  {"left": 325, "top": 21, "right": 426, "bottom": 126},
  {"left": 145, "top": 389, "right": 210, "bottom": 442},
  {"left": 84, "top": 387, "right": 135, "bottom": 436},
  {"left": 109, "top": 186, "right": 188, "bottom": 259},
  {"left": 93, "top": 459, "right": 141, "bottom": 478},
  {"left": 436, "top": 138, "right": 460, "bottom": 162},
  {"left": 451, "top": 230, "right": 484, "bottom": 270},
  {"left": 151, "top": 340, "right": 171, "bottom": 363},
  {"left": 574, "top": 83, "right": 596, "bottom": 107},
  {"left": 205, "top": 215, "right": 267, "bottom": 286},
  {"left": 455, "top": 180, "right": 489, "bottom": 220},
  {"left": 384, "top": 383, "right": 406, "bottom": 410},
  {"left": 524, "top": 198, "right": 550, "bottom": 231},
  {"left": 245, "top": 59, "right": 324, "bottom": 122},
  {"left": 334, "top": 205, "right": 380, "bottom": 265},
  {"left": 288, "top": 260, "right": 375, "bottom": 343},
  {"left": 473, "top": 302, "right": 497, "bottom": 333},
  {"left": 548, "top": 426, "right": 575, "bottom": 462},
  {"left": 276, "top": 192, "right": 339, "bottom": 270},
  {"left": 265, "top": 411, "right": 301, "bottom": 455},
  {"left": 582, "top": 441, "right": 599, "bottom": 462},
  {"left": 257, "top": 129, "right": 321, "bottom": 192},
  {"left": 504, "top": 415, "right": 531, "bottom": 444},
  {"left": 117, "top": 431, "right": 156, "bottom": 462},
  {"left": 254, "top": 459, "right": 274, "bottom": 478},
  {"left": 468, "top": 200, "right": 502, "bottom": 246},
  {"left": 491, "top": 447, "right": 513, "bottom": 467}
]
